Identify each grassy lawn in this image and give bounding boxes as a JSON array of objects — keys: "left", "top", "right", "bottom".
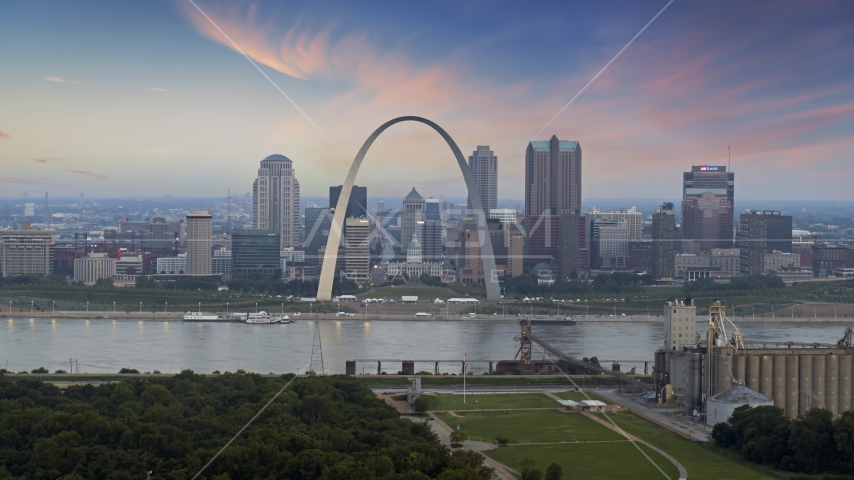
[
  {"left": 594, "top": 412, "right": 771, "bottom": 480},
  {"left": 486, "top": 443, "right": 680, "bottom": 480},
  {"left": 428, "top": 393, "right": 560, "bottom": 411},
  {"left": 356, "top": 285, "right": 457, "bottom": 300},
  {"left": 554, "top": 391, "right": 612, "bottom": 404},
  {"left": 435, "top": 410, "right": 622, "bottom": 444}
]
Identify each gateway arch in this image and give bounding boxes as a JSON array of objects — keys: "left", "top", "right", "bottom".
[{"left": 316, "top": 116, "right": 500, "bottom": 302}]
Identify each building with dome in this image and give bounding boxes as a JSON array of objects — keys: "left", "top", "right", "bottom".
[
  {"left": 387, "top": 233, "right": 443, "bottom": 280},
  {"left": 252, "top": 154, "right": 301, "bottom": 249},
  {"left": 400, "top": 187, "right": 425, "bottom": 253}
]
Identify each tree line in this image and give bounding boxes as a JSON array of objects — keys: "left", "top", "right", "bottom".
[
  {"left": 712, "top": 405, "right": 854, "bottom": 474},
  {"left": 0, "top": 372, "right": 496, "bottom": 479}
]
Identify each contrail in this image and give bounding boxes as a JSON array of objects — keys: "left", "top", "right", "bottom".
[
  {"left": 533, "top": 0, "right": 676, "bottom": 139},
  {"left": 187, "top": 0, "right": 338, "bottom": 148}
]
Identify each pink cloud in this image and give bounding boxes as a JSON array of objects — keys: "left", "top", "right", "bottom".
[
  {"left": 67, "top": 169, "right": 108, "bottom": 180},
  {"left": 33, "top": 157, "right": 63, "bottom": 165},
  {"left": 0, "top": 130, "right": 10, "bottom": 140},
  {"left": 149, "top": 87, "right": 167, "bottom": 92},
  {"left": 44, "top": 76, "right": 65, "bottom": 83}
]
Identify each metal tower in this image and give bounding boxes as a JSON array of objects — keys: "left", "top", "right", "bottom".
[{"left": 310, "top": 321, "right": 324, "bottom": 375}]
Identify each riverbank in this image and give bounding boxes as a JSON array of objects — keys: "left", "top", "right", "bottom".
[{"left": 3, "top": 311, "right": 854, "bottom": 323}]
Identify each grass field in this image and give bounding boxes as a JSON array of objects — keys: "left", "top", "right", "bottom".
[
  {"left": 357, "top": 285, "right": 456, "bottom": 301},
  {"left": 427, "top": 393, "right": 560, "bottom": 411},
  {"left": 594, "top": 412, "right": 772, "bottom": 479},
  {"left": 553, "top": 390, "right": 612, "bottom": 404},
  {"left": 435, "top": 410, "right": 622, "bottom": 444},
  {"left": 486, "top": 443, "right": 680, "bottom": 480}
]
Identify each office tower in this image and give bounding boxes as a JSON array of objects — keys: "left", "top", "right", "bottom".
[
  {"left": 681, "top": 165, "right": 734, "bottom": 251},
  {"left": 185, "top": 210, "right": 212, "bottom": 275},
  {"left": 0, "top": 229, "right": 55, "bottom": 276},
  {"left": 422, "top": 219, "right": 444, "bottom": 263},
  {"left": 400, "top": 188, "right": 425, "bottom": 253},
  {"left": 590, "top": 219, "right": 629, "bottom": 269},
  {"left": 329, "top": 185, "right": 368, "bottom": 219},
  {"left": 457, "top": 220, "right": 485, "bottom": 284},
  {"left": 303, "top": 207, "right": 330, "bottom": 264},
  {"left": 738, "top": 210, "right": 794, "bottom": 276},
  {"left": 585, "top": 206, "right": 642, "bottom": 241},
  {"left": 467, "top": 146, "right": 498, "bottom": 212},
  {"left": 765, "top": 213, "right": 793, "bottom": 253},
  {"left": 73, "top": 253, "right": 116, "bottom": 285},
  {"left": 524, "top": 135, "right": 582, "bottom": 219},
  {"left": 651, "top": 202, "right": 676, "bottom": 278},
  {"left": 252, "top": 154, "right": 301, "bottom": 249},
  {"left": 344, "top": 218, "right": 370, "bottom": 283},
  {"left": 232, "top": 230, "right": 280, "bottom": 278},
  {"left": 558, "top": 211, "right": 582, "bottom": 277},
  {"left": 505, "top": 225, "right": 525, "bottom": 278},
  {"left": 629, "top": 240, "right": 653, "bottom": 273},
  {"left": 425, "top": 198, "right": 441, "bottom": 221},
  {"left": 526, "top": 215, "right": 560, "bottom": 270}
]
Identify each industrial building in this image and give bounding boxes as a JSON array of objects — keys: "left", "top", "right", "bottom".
[{"left": 656, "top": 299, "right": 854, "bottom": 420}]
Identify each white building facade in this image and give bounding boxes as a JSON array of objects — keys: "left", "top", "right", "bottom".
[{"left": 73, "top": 253, "right": 116, "bottom": 285}]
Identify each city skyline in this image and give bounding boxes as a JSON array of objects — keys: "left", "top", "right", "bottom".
[{"left": 2, "top": 1, "right": 854, "bottom": 200}]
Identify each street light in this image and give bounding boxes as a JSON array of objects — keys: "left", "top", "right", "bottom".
[
  {"left": 255, "top": 302, "right": 258, "bottom": 313},
  {"left": 52, "top": 301, "right": 55, "bottom": 313},
  {"left": 113, "top": 301, "right": 116, "bottom": 312},
  {"left": 165, "top": 302, "right": 168, "bottom": 313},
  {"left": 226, "top": 302, "right": 229, "bottom": 315},
  {"left": 31, "top": 300, "right": 34, "bottom": 313},
  {"left": 139, "top": 302, "right": 142, "bottom": 313},
  {"left": 86, "top": 301, "right": 89, "bottom": 313}
]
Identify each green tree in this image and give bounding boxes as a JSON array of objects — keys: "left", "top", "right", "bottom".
[
  {"left": 449, "top": 430, "right": 469, "bottom": 445},
  {"left": 545, "top": 463, "right": 563, "bottom": 480},
  {"left": 520, "top": 457, "right": 542, "bottom": 480},
  {"left": 788, "top": 408, "right": 838, "bottom": 473},
  {"left": 833, "top": 410, "right": 854, "bottom": 466},
  {"left": 413, "top": 395, "right": 431, "bottom": 414}
]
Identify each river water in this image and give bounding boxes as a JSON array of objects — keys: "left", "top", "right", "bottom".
[{"left": 3, "top": 318, "right": 853, "bottom": 375}]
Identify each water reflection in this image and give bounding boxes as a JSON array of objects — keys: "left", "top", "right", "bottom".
[{"left": 0, "top": 318, "right": 851, "bottom": 375}]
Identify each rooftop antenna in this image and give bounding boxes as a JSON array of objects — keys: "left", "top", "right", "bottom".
[
  {"left": 227, "top": 189, "right": 231, "bottom": 231},
  {"left": 728, "top": 143, "right": 731, "bottom": 171},
  {"left": 44, "top": 192, "right": 49, "bottom": 225}
]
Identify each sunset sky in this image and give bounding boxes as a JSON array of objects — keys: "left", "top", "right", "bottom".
[{"left": 1, "top": 1, "right": 853, "bottom": 201}]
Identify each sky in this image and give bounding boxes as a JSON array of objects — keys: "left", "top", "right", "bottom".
[{"left": 1, "top": 0, "right": 853, "bottom": 202}]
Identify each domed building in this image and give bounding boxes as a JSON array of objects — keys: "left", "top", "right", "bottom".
[
  {"left": 387, "top": 233, "right": 443, "bottom": 280},
  {"left": 706, "top": 384, "right": 773, "bottom": 426}
]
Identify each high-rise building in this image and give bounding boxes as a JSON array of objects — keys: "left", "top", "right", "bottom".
[
  {"left": 425, "top": 198, "right": 441, "bottom": 221},
  {"left": 252, "top": 154, "right": 301, "bottom": 249},
  {"left": 629, "top": 240, "right": 653, "bottom": 273},
  {"left": 400, "top": 188, "right": 425, "bottom": 253},
  {"left": 330, "top": 185, "right": 368, "bottom": 219},
  {"left": 0, "top": 229, "right": 55, "bottom": 277},
  {"left": 303, "top": 207, "right": 330, "bottom": 265},
  {"left": 467, "top": 146, "right": 498, "bottom": 213},
  {"left": 422, "top": 219, "right": 444, "bottom": 263},
  {"left": 681, "top": 165, "right": 734, "bottom": 251},
  {"left": 526, "top": 215, "right": 560, "bottom": 270},
  {"left": 344, "top": 218, "right": 370, "bottom": 283},
  {"left": 524, "top": 136, "right": 581, "bottom": 219},
  {"left": 651, "top": 203, "right": 676, "bottom": 279},
  {"left": 586, "top": 207, "right": 642, "bottom": 241},
  {"left": 737, "top": 210, "right": 793, "bottom": 276},
  {"left": 590, "top": 219, "right": 629, "bottom": 270},
  {"left": 489, "top": 208, "right": 518, "bottom": 224},
  {"left": 557, "top": 211, "right": 582, "bottom": 277},
  {"left": 232, "top": 230, "right": 280, "bottom": 278},
  {"left": 185, "top": 210, "right": 212, "bottom": 275}
]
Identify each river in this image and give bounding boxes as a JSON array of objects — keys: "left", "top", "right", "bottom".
[{"left": 3, "top": 318, "right": 853, "bottom": 375}]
